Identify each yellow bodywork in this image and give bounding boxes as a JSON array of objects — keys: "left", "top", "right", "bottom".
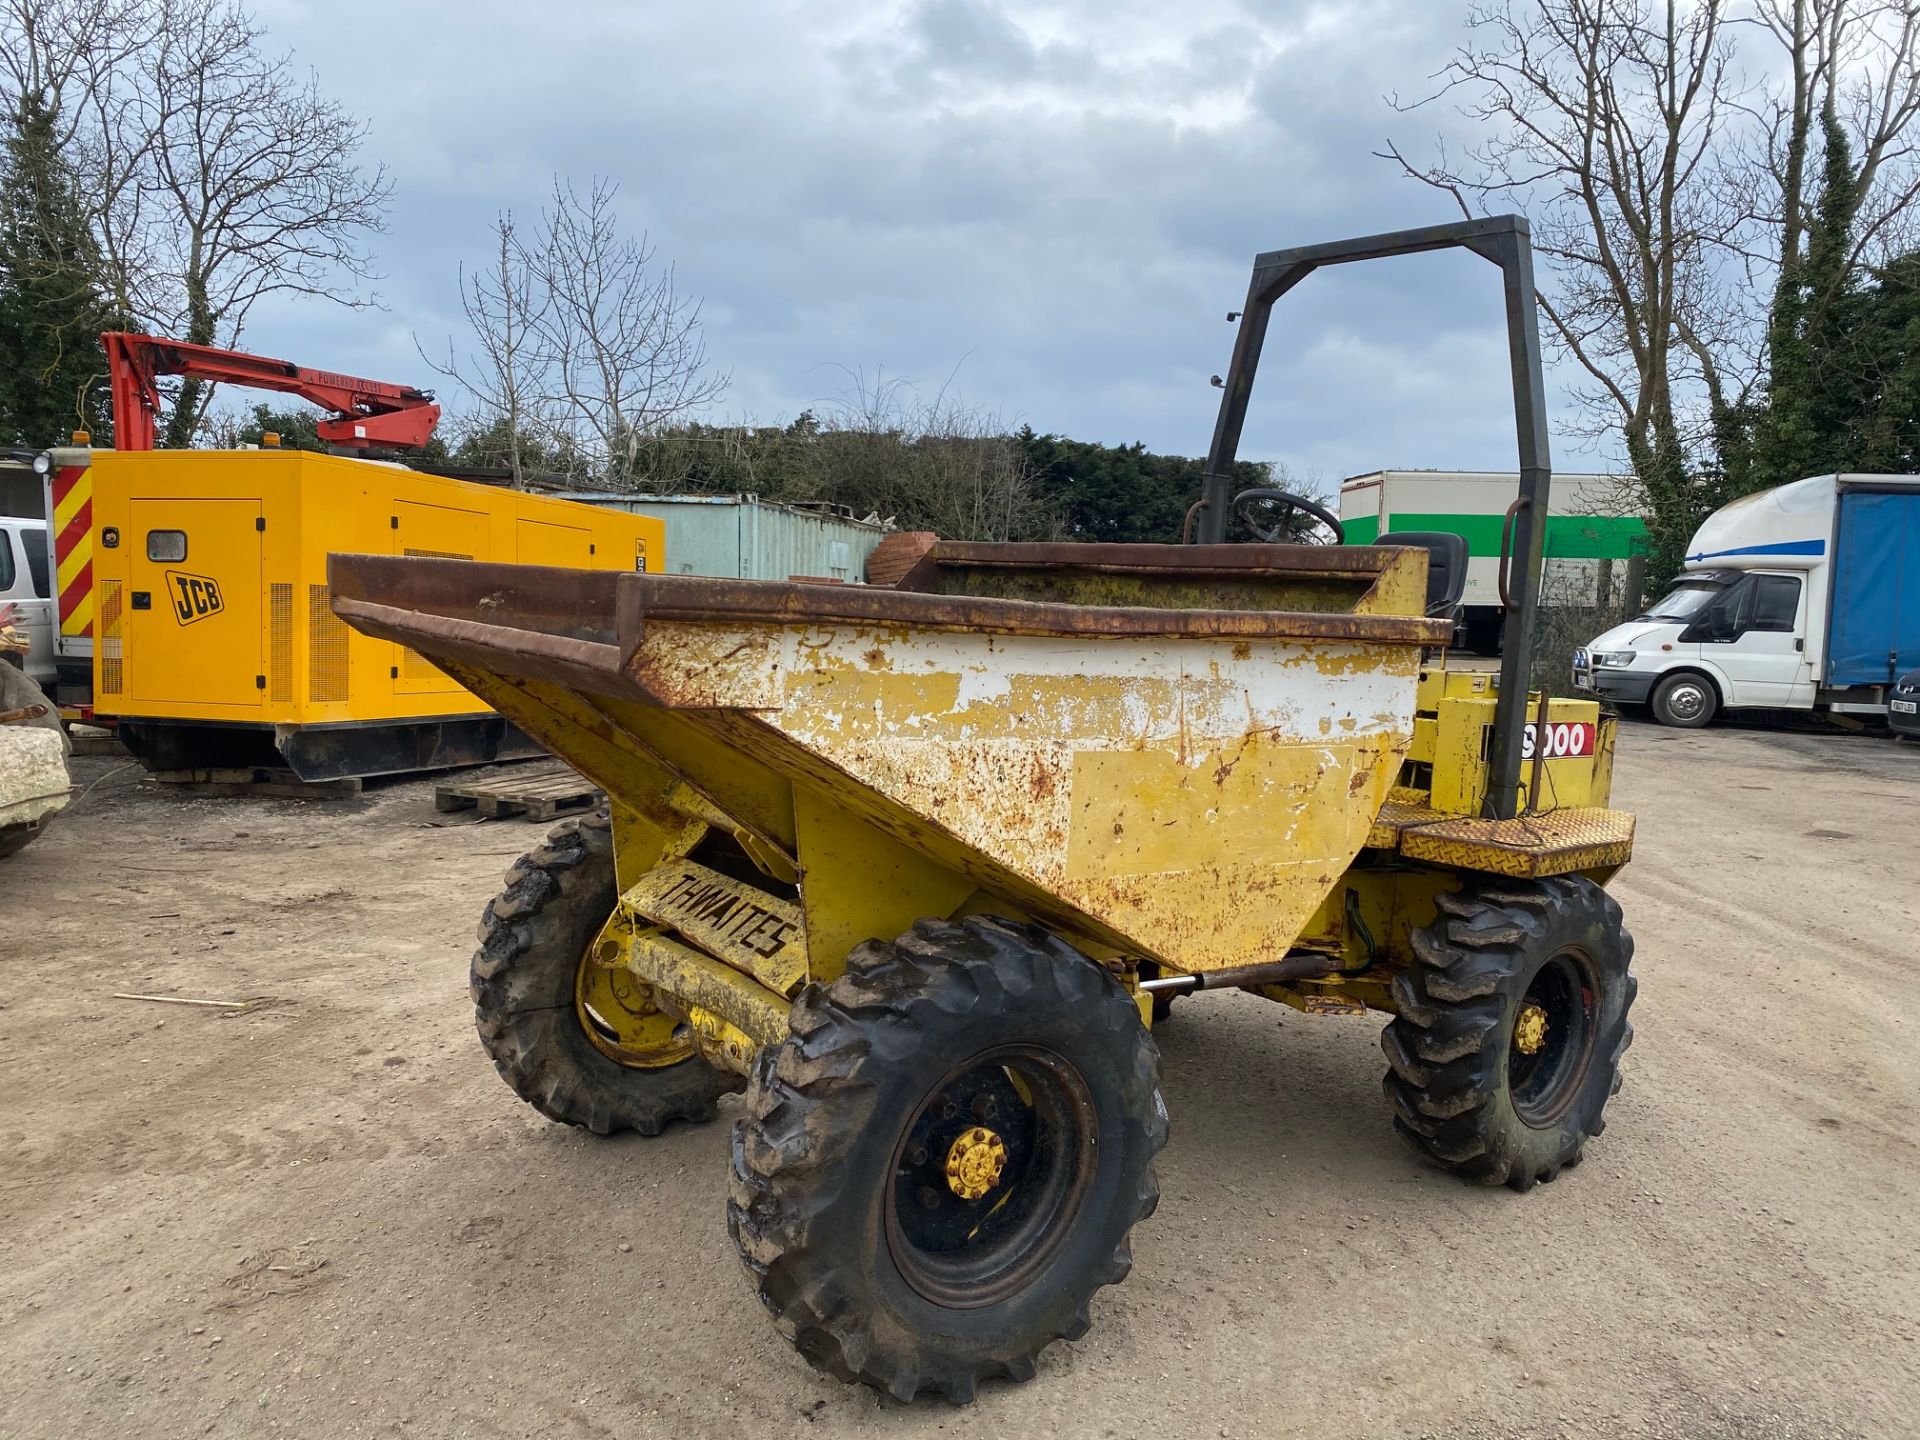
[
  {"left": 88, "top": 448, "right": 662, "bottom": 727},
  {"left": 328, "top": 542, "right": 1636, "bottom": 1073}
]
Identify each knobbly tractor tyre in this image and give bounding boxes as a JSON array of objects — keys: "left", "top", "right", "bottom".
[
  {"left": 472, "top": 812, "right": 741, "bottom": 1134},
  {"left": 728, "top": 915, "right": 1167, "bottom": 1403},
  {"left": 1382, "top": 877, "right": 1635, "bottom": 1192}
]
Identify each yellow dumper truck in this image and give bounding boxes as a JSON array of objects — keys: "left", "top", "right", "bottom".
[{"left": 331, "top": 217, "right": 1637, "bottom": 1402}]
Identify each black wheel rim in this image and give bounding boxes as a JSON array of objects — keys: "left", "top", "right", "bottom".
[
  {"left": 1508, "top": 951, "right": 1599, "bottom": 1127},
  {"left": 884, "top": 1045, "right": 1095, "bottom": 1309}
]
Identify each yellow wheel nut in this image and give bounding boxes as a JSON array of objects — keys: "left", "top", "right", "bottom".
[
  {"left": 944, "top": 1126, "right": 1008, "bottom": 1201},
  {"left": 1513, "top": 1001, "right": 1550, "bottom": 1056}
]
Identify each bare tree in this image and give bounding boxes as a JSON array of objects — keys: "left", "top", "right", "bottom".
[
  {"left": 5, "top": 0, "right": 396, "bottom": 444},
  {"left": 419, "top": 212, "right": 558, "bottom": 486},
  {"left": 1735, "top": 1, "right": 1920, "bottom": 281},
  {"left": 0, "top": 0, "right": 145, "bottom": 307},
  {"left": 802, "top": 368, "right": 1053, "bottom": 541},
  {"left": 529, "top": 178, "right": 727, "bottom": 486},
  {"left": 1382, "top": 1, "right": 1740, "bottom": 582},
  {"left": 433, "top": 176, "right": 727, "bottom": 487},
  {"left": 1385, "top": 2, "right": 1920, "bottom": 581},
  {"left": 128, "top": 0, "right": 390, "bottom": 443},
  {"left": 0, "top": 1, "right": 140, "bottom": 145}
]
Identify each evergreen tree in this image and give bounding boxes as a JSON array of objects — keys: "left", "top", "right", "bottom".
[
  {"left": 230, "top": 403, "right": 329, "bottom": 452},
  {"left": 1723, "top": 107, "right": 1920, "bottom": 494},
  {"left": 1749, "top": 106, "right": 1862, "bottom": 490},
  {"left": 1816, "top": 250, "right": 1920, "bottom": 476},
  {"left": 0, "top": 89, "right": 115, "bottom": 444},
  {"left": 1017, "top": 428, "right": 1280, "bottom": 543}
]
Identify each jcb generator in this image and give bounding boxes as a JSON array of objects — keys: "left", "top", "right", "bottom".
[{"left": 89, "top": 447, "right": 663, "bottom": 782}]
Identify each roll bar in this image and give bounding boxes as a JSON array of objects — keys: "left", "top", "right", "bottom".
[{"left": 1194, "top": 214, "right": 1552, "bottom": 821}]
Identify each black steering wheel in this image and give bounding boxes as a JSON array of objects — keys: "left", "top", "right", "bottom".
[{"left": 1231, "top": 488, "right": 1345, "bottom": 545}]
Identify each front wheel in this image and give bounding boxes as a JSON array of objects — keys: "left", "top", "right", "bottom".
[
  {"left": 728, "top": 916, "right": 1166, "bottom": 1403},
  {"left": 1651, "top": 671, "right": 1717, "bottom": 727},
  {"left": 1381, "top": 877, "right": 1635, "bottom": 1191}
]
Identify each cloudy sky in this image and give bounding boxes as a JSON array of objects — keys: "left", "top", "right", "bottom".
[{"left": 246, "top": 0, "right": 1605, "bottom": 484}]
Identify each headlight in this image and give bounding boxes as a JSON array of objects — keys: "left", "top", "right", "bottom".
[{"left": 1591, "top": 650, "right": 1637, "bottom": 667}]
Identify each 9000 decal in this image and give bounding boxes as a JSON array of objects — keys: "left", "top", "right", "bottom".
[{"left": 1522, "top": 720, "right": 1596, "bottom": 760}]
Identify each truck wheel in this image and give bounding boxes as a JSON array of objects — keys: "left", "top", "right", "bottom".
[
  {"left": 1381, "top": 877, "right": 1635, "bottom": 1192},
  {"left": 728, "top": 915, "right": 1167, "bottom": 1403},
  {"left": 472, "top": 812, "right": 741, "bottom": 1135},
  {"left": 1650, "top": 672, "right": 1717, "bottom": 727}
]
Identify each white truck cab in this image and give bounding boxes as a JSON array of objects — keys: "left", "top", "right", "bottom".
[
  {"left": 0, "top": 516, "right": 55, "bottom": 688},
  {"left": 1575, "top": 474, "right": 1919, "bottom": 726}
]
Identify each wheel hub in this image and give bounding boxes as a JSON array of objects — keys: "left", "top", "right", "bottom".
[
  {"left": 944, "top": 1126, "right": 1008, "bottom": 1201},
  {"left": 574, "top": 937, "right": 696, "bottom": 1070},
  {"left": 885, "top": 1047, "right": 1095, "bottom": 1308},
  {"left": 1513, "top": 1001, "right": 1550, "bottom": 1056},
  {"left": 1508, "top": 952, "right": 1601, "bottom": 1128}
]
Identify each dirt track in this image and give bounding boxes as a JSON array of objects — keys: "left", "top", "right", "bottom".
[{"left": 2, "top": 721, "right": 1917, "bottom": 1439}]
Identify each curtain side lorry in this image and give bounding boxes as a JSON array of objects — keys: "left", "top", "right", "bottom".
[{"left": 1575, "top": 473, "right": 1920, "bottom": 727}]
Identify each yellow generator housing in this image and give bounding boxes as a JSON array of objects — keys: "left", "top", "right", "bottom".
[{"left": 89, "top": 448, "right": 664, "bottom": 782}]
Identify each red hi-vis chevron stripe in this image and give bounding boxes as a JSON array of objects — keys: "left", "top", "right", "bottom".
[{"left": 52, "top": 464, "right": 94, "bottom": 638}]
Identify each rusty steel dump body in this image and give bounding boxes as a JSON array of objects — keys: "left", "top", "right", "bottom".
[{"left": 331, "top": 541, "right": 1455, "bottom": 983}]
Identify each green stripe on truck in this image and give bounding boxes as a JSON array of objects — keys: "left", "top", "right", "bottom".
[{"left": 1348, "top": 512, "right": 1647, "bottom": 559}]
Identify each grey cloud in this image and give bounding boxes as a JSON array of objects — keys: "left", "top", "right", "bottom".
[
  {"left": 902, "top": 0, "right": 1040, "bottom": 81},
  {"left": 238, "top": 0, "right": 1607, "bottom": 483}
]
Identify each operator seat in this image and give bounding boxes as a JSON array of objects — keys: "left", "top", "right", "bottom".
[{"left": 1380, "top": 531, "right": 1468, "bottom": 620}]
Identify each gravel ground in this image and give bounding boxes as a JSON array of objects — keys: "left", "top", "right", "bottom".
[{"left": 1, "top": 719, "right": 1916, "bottom": 1439}]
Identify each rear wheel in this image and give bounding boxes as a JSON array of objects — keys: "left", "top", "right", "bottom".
[
  {"left": 728, "top": 916, "right": 1166, "bottom": 1403},
  {"left": 1651, "top": 671, "right": 1717, "bottom": 727},
  {"left": 1381, "top": 877, "right": 1635, "bottom": 1191},
  {"left": 471, "top": 812, "right": 740, "bottom": 1134}
]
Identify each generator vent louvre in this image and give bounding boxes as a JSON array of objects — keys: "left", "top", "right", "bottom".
[
  {"left": 307, "top": 584, "right": 350, "bottom": 702},
  {"left": 98, "top": 580, "right": 124, "bottom": 695},
  {"left": 268, "top": 583, "right": 294, "bottom": 703},
  {"left": 399, "top": 549, "right": 469, "bottom": 683}
]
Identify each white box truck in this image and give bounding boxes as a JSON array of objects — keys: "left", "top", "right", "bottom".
[
  {"left": 1339, "top": 470, "right": 1646, "bottom": 653},
  {"left": 1575, "top": 474, "right": 1920, "bottom": 726}
]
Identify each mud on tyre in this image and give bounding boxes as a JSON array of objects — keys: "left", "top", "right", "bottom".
[
  {"left": 472, "top": 811, "right": 741, "bottom": 1135},
  {"left": 728, "top": 915, "right": 1167, "bottom": 1403},
  {"left": 1382, "top": 876, "right": 1635, "bottom": 1192}
]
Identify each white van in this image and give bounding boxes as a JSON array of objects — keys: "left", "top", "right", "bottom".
[
  {"left": 1576, "top": 474, "right": 1919, "bottom": 726},
  {"left": 0, "top": 517, "right": 55, "bottom": 688}
]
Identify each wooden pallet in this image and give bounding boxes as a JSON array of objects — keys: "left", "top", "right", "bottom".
[{"left": 434, "top": 764, "right": 604, "bottom": 821}]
